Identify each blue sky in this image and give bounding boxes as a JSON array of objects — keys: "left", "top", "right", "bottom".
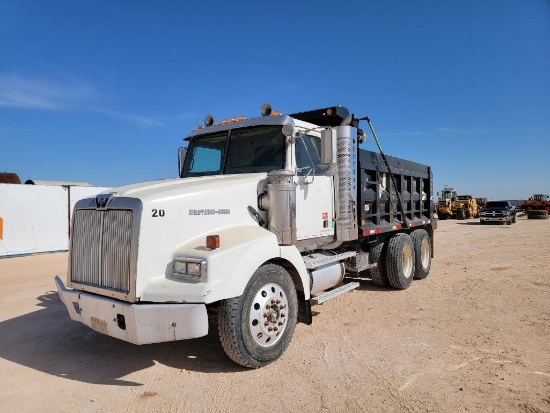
[{"left": 1, "top": 0, "right": 549, "bottom": 200}]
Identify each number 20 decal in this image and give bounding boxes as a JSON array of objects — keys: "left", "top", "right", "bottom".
[{"left": 152, "top": 209, "right": 165, "bottom": 217}]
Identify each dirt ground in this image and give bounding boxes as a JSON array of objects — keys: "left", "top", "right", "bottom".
[{"left": 0, "top": 216, "right": 549, "bottom": 413}]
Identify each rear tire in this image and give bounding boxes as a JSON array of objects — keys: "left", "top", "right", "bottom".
[
  {"left": 385, "top": 234, "right": 415, "bottom": 290},
  {"left": 410, "top": 229, "right": 431, "bottom": 280},
  {"left": 457, "top": 208, "right": 466, "bottom": 220},
  {"left": 528, "top": 210, "right": 548, "bottom": 219},
  {"left": 218, "top": 264, "right": 297, "bottom": 368},
  {"left": 368, "top": 241, "right": 390, "bottom": 287}
]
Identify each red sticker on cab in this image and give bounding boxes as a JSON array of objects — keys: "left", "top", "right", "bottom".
[{"left": 322, "top": 212, "right": 328, "bottom": 220}]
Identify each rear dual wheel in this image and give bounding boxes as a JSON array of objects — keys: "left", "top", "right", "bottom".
[
  {"left": 386, "top": 233, "right": 415, "bottom": 290},
  {"left": 371, "top": 231, "right": 431, "bottom": 289},
  {"left": 410, "top": 229, "right": 431, "bottom": 280},
  {"left": 368, "top": 241, "right": 390, "bottom": 287}
]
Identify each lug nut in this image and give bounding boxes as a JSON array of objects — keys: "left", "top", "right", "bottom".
[
  {"left": 278, "top": 321, "right": 283, "bottom": 326},
  {"left": 266, "top": 304, "right": 270, "bottom": 309},
  {"left": 268, "top": 327, "right": 273, "bottom": 332},
  {"left": 281, "top": 313, "right": 285, "bottom": 318},
  {"left": 263, "top": 312, "right": 268, "bottom": 317},
  {"left": 264, "top": 322, "right": 269, "bottom": 326},
  {"left": 273, "top": 327, "right": 278, "bottom": 332},
  {"left": 276, "top": 300, "right": 281, "bottom": 304},
  {"left": 271, "top": 299, "right": 276, "bottom": 304},
  {"left": 280, "top": 304, "right": 285, "bottom": 309}
]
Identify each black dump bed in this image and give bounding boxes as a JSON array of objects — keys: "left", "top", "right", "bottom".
[
  {"left": 358, "top": 149, "right": 435, "bottom": 236},
  {"left": 288, "top": 105, "right": 435, "bottom": 236}
]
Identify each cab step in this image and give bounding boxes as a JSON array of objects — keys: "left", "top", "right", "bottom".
[{"left": 310, "top": 282, "right": 360, "bottom": 305}]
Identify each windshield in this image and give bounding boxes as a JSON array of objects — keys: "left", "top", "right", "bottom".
[
  {"left": 485, "top": 201, "right": 509, "bottom": 208},
  {"left": 181, "top": 126, "right": 285, "bottom": 177}
]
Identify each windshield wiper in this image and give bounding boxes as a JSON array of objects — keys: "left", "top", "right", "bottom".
[{"left": 228, "top": 163, "right": 259, "bottom": 173}]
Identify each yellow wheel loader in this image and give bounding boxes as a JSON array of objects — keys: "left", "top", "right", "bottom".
[{"left": 437, "top": 188, "right": 479, "bottom": 220}]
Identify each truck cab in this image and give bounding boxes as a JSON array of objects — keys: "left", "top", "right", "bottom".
[{"left": 56, "top": 104, "right": 436, "bottom": 368}]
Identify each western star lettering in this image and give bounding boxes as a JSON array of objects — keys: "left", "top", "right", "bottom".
[{"left": 189, "top": 209, "right": 231, "bottom": 216}]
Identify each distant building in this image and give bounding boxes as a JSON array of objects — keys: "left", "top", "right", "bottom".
[{"left": 0, "top": 172, "right": 21, "bottom": 184}]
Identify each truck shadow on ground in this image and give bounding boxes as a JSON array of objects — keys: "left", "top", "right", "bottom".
[
  {"left": 346, "top": 276, "right": 395, "bottom": 292},
  {"left": 455, "top": 222, "right": 510, "bottom": 226},
  {"left": 0, "top": 291, "right": 250, "bottom": 386}
]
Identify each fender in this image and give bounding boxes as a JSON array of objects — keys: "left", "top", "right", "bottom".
[
  {"left": 140, "top": 225, "right": 309, "bottom": 304},
  {"left": 279, "top": 245, "right": 311, "bottom": 299}
]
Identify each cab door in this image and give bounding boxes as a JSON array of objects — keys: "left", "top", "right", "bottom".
[{"left": 293, "top": 135, "right": 335, "bottom": 241}]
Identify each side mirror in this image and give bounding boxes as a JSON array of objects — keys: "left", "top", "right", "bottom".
[
  {"left": 320, "top": 128, "right": 337, "bottom": 175},
  {"left": 178, "top": 147, "right": 187, "bottom": 177}
]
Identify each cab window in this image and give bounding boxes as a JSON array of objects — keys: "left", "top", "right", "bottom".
[{"left": 296, "top": 135, "right": 322, "bottom": 176}]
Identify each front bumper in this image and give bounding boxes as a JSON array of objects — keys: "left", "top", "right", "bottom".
[
  {"left": 480, "top": 216, "right": 509, "bottom": 222},
  {"left": 55, "top": 276, "right": 208, "bottom": 345}
]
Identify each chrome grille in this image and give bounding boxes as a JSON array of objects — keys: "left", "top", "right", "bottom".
[{"left": 70, "top": 209, "right": 133, "bottom": 293}]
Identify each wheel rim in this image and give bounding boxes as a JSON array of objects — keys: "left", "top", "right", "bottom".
[
  {"left": 420, "top": 238, "right": 430, "bottom": 269},
  {"left": 249, "top": 282, "right": 288, "bottom": 347},
  {"left": 402, "top": 243, "right": 414, "bottom": 278}
]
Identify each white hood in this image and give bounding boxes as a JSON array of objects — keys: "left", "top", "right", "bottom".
[{"left": 107, "top": 173, "right": 268, "bottom": 203}]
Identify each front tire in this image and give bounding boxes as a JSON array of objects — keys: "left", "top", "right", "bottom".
[
  {"left": 385, "top": 233, "right": 415, "bottom": 290},
  {"left": 218, "top": 264, "right": 298, "bottom": 368}
]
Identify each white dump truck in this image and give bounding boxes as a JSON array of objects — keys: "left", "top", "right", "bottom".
[{"left": 56, "top": 104, "right": 436, "bottom": 368}]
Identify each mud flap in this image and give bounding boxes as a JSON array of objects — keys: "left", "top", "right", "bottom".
[{"left": 297, "top": 292, "right": 312, "bottom": 325}]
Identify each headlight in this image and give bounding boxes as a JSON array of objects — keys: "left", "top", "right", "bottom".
[{"left": 173, "top": 257, "right": 207, "bottom": 280}]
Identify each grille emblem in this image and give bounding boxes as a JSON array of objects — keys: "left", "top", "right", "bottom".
[{"left": 96, "top": 193, "right": 116, "bottom": 209}]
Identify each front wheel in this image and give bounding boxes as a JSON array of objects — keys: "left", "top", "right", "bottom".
[{"left": 218, "top": 264, "right": 298, "bottom": 368}]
